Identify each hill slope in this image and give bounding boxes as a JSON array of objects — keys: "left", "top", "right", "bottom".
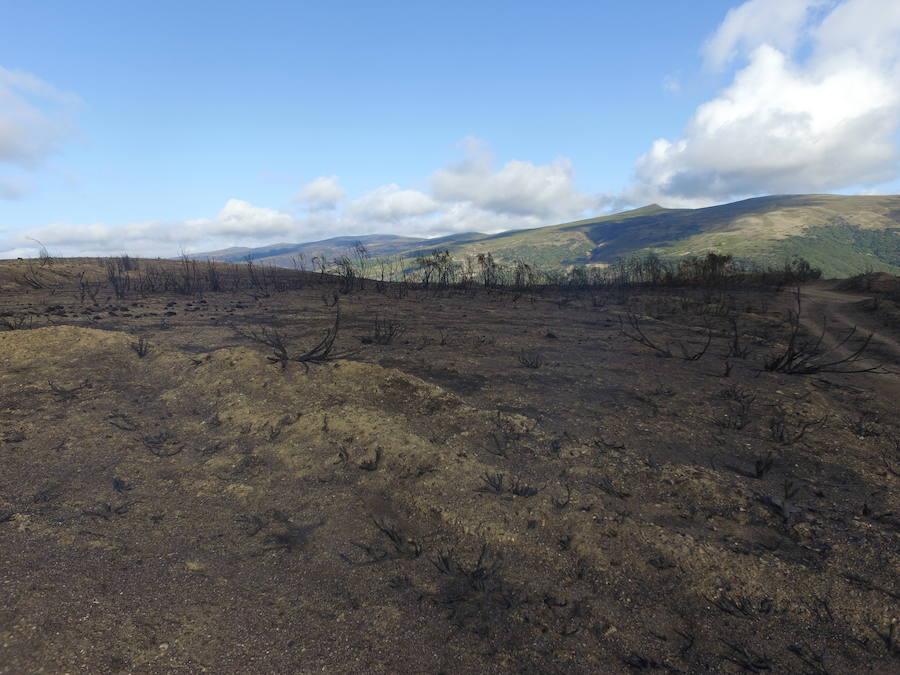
[
  {"left": 200, "top": 234, "right": 429, "bottom": 266},
  {"left": 193, "top": 194, "right": 900, "bottom": 277}
]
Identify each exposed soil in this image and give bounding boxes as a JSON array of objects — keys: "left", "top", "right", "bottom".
[{"left": 1, "top": 259, "right": 898, "bottom": 673}]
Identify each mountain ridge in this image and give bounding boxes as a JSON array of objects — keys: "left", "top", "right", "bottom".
[{"left": 192, "top": 194, "right": 900, "bottom": 277}]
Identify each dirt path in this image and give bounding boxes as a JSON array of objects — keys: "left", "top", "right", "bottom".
[{"left": 792, "top": 282, "right": 900, "bottom": 366}]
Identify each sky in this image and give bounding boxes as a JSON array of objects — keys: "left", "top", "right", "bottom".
[{"left": 1, "top": 0, "right": 899, "bottom": 257}]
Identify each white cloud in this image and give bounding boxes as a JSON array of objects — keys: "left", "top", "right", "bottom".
[
  {"left": 627, "top": 0, "right": 900, "bottom": 207},
  {"left": 1, "top": 138, "right": 602, "bottom": 257},
  {"left": 702, "top": 0, "right": 826, "bottom": 70},
  {"left": 813, "top": 0, "right": 900, "bottom": 68},
  {"left": 2, "top": 198, "right": 311, "bottom": 257},
  {"left": 348, "top": 184, "right": 439, "bottom": 222},
  {"left": 0, "top": 66, "right": 79, "bottom": 198},
  {"left": 431, "top": 137, "right": 596, "bottom": 220},
  {"left": 421, "top": 202, "right": 554, "bottom": 236},
  {"left": 203, "top": 198, "right": 297, "bottom": 237},
  {"left": 295, "top": 175, "right": 347, "bottom": 211}
]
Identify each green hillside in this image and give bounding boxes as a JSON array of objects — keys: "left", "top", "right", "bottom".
[
  {"left": 438, "top": 195, "right": 900, "bottom": 276},
  {"left": 193, "top": 194, "right": 900, "bottom": 278},
  {"left": 427, "top": 194, "right": 900, "bottom": 277}
]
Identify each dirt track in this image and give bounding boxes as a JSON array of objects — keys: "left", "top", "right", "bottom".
[
  {"left": 776, "top": 283, "right": 900, "bottom": 401},
  {"left": 801, "top": 283, "right": 900, "bottom": 359}
]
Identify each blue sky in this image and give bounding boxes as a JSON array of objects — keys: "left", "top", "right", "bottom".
[{"left": 1, "top": 0, "right": 899, "bottom": 256}]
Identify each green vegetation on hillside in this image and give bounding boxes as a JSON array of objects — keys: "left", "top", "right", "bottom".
[
  {"left": 639, "top": 224, "right": 900, "bottom": 277},
  {"left": 772, "top": 225, "right": 900, "bottom": 276},
  {"left": 190, "top": 194, "right": 900, "bottom": 278}
]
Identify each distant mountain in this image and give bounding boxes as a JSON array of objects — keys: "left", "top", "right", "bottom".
[
  {"left": 460, "top": 194, "right": 900, "bottom": 276},
  {"left": 196, "top": 234, "right": 430, "bottom": 266},
  {"left": 191, "top": 194, "right": 900, "bottom": 277}
]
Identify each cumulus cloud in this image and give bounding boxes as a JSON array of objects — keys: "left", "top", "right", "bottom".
[
  {"left": 2, "top": 198, "right": 312, "bottom": 258},
  {"left": 702, "top": 0, "right": 826, "bottom": 70},
  {"left": 813, "top": 0, "right": 900, "bottom": 68},
  {"left": 200, "top": 198, "right": 297, "bottom": 237},
  {"left": 417, "top": 202, "right": 556, "bottom": 236},
  {"left": 295, "top": 175, "right": 347, "bottom": 211},
  {"left": 2, "top": 139, "right": 601, "bottom": 257},
  {"left": 626, "top": 0, "right": 900, "bottom": 207},
  {"left": 431, "top": 137, "right": 596, "bottom": 220},
  {"left": 0, "top": 66, "right": 79, "bottom": 198},
  {"left": 348, "top": 184, "right": 439, "bottom": 222}
]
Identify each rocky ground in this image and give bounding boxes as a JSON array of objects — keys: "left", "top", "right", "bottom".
[{"left": 1, "top": 258, "right": 898, "bottom": 673}]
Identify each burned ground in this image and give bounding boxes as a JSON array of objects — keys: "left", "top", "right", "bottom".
[{"left": 0, "top": 259, "right": 898, "bottom": 673}]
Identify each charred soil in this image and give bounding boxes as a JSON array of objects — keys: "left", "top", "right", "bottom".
[{"left": 1, "top": 259, "right": 898, "bottom": 673}]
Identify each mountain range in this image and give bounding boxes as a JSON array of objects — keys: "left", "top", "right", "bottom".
[{"left": 195, "top": 194, "right": 900, "bottom": 277}]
